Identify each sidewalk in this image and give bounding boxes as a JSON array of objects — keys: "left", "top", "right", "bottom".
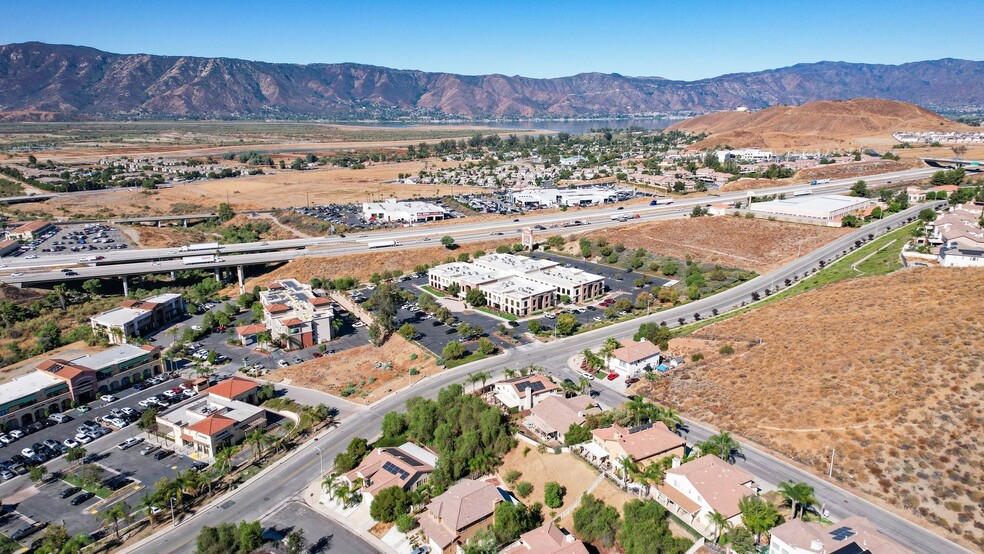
[{"left": 301, "top": 481, "right": 408, "bottom": 554}]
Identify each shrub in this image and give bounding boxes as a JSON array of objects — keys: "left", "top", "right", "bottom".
[
  {"left": 691, "top": 352, "right": 704, "bottom": 362},
  {"left": 544, "top": 481, "right": 566, "bottom": 508},
  {"left": 719, "top": 344, "right": 734, "bottom": 355},
  {"left": 504, "top": 469, "right": 522, "bottom": 485},
  {"left": 395, "top": 513, "right": 416, "bottom": 533},
  {"left": 516, "top": 481, "right": 534, "bottom": 498}
]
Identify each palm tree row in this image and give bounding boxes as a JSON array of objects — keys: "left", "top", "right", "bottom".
[
  {"left": 777, "top": 480, "right": 817, "bottom": 520},
  {"left": 467, "top": 371, "right": 492, "bottom": 393},
  {"left": 697, "top": 430, "right": 742, "bottom": 463},
  {"left": 625, "top": 396, "right": 683, "bottom": 431}
]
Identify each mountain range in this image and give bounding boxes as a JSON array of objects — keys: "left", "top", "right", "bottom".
[{"left": 1, "top": 42, "right": 982, "bottom": 120}]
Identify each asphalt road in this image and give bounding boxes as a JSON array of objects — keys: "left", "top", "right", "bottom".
[
  {"left": 120, "top": 201, "right": 968, "bottom": 554},
  {"left": 1, "top": 167, "right": 937, "bottom": 287}
]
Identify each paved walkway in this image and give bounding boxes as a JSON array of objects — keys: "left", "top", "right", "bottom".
[{"left": 300, "top": 480, "right": 400, "bottom": 553}]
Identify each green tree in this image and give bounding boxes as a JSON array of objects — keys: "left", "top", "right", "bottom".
[
  {"left": 841, "top": 214, "right": 861, "bottom": 228},
  {"left": 619, "top": 499, "right": 692, "bottom": 554},
  {"left": 440, "top": 235, "right": 456, "bottom": 249},
  {"left": 724, "top": 526, "right": 756, "bottom": 554},
  {"left": 739, "top": 495, "right": 780, "bottom": 544},
  {"left": 544, "top": 481, "right": 566, "bottom": 508},
  {"left": 699, "top": 430, "right": 742, "bottom": 463},
  {"left": 850, "top": 180, "right": 869, "bottom": 198},
  {"left": 101, "top": 501, "right": 133, "bottom": 539},
  {"left": 395, "top": 513, "right": 416, "bottom": 533},
  {"left": 442, "top": 341, "right": 465, "bottom": 360},
  {"left": 573, "top": 494, "right": 621, "bottom": 548},
  {"left": 555, "top": 313, "right": 578, "bottom": 336},
  {"left": 369, "top": 486, "right": 409, "bottom": 523},
  {"left": 777, "top": 480, "right": 817, "bottom": 519},
  {"left": 66, "top": 446, "right": 87, "bottom": 463},
  {"left": 527, "top": 320, "right": 542, "bottom": 334},
  {"left": 218, "top": 203, "right": 235, "bottom": 222},
  {"left": 918, "top": 207, "right": 937, "bottom": 222},
  {"left": 515, "top": 481, "right": 533, "bottom": 498},
  {"left": 504, "top": 469, "right": 522, "bottom": 485},
  {"left": 38, "top": 524, "right": 70, "bottom": 554},
  {"left": 465, "top": 288, "right": 487, "bottom": 307},
  {"left": 708, "top": 510, "right": 731, "bottom": 543},
  {"left": 398, "top": 323, "right": 418, "bottom": 340},
  {"left": 477, "top": 337, "right": 496, "bottom": 356},
  {"left": 29, "top": 465, "right": 46, "bottom": 482},
  {"left": 564, "top": 423, "right": 592, "bottom": 445},
  {"left": 492, "top": 501, "right": 543, "bottom": 544},
  {"left": 284, "top": 529, "right": 306, "bottom": 554},
  {"left": 82, "top": 279, "right": 102, "bottom": 296}
]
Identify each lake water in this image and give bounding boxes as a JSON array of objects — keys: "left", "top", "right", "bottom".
[{"left": 333, "top": 118, "right": 677, "bottom": 134}]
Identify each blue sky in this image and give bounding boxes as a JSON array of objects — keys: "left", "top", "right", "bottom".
[{"left": 2, "top": 0, "right": 982, "bottom": 80}]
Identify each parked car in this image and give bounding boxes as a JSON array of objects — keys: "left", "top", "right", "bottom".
[
  {"left": 100, "top": 395, "right": 117, "bottom": 403},
  {"left": 0, "top": 435, "right": 13, "bottom": 445},
  {"left": 606, "top": 372, "right": 619, "bottom": 381},
  {"left": 117, "top": 437, "right": 144, "bottom": 450},
  {"left": 182, "top": 389, "right": 197, "bottom": 398},
  {"left": 63, "top": 438, "right": 80, "bottom": 449},
  {"left": 153, "top": 449, "right": 172, "bottom": 460},
  {"left": 8, "top": 430, "right": 24, "bottom": 440},
  {"left": 60, "top": 486, "right": 81, "bottom": 499},
  {"left": 71, "top": 492, "right": 95, "bottom": 505},
  {"left": 277, "top": 360, "right": 289, "bottom": 368},
  {"left": 49, "top": 413, "right": 71, "bottom": 424},
  {"left": 139, "top": 444, "right": 159, "bottom": 456}
]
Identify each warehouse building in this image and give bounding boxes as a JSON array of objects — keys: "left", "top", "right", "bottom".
[
  {"left": 361, "top": 199, "right": 447, "bottom": 223},
  {"left": 748, "top": 195, "right": 871, "bottom": 224},
  {"left": 511, "top": 187, "right": 618, "bottom": 208}
]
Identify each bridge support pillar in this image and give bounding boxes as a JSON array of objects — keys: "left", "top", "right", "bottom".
[
  {"left": 183, "top": 219, "right": 188, "bottom": 228},
  {"left": 170, "top": 271, "right": 177, "bottom": 280},
  {"left": 214, "top": 268, "right": 222, "bottom": 283},
  {"left": 237, "top": 265, "right": 245, "bottom": 294},
  {"left": 122, "top": 277, "right": 129, "bottom": 297},
  {"left": 157, "top": 220, "right": 162, "bottom": 228}
]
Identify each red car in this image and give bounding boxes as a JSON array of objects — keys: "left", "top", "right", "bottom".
[{"left": 606, "top": 372, "right": 619, "bottom": 381}]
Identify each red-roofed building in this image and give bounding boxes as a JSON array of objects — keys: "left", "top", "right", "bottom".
[
  {"left": 0, "top": 239, "right": 20, "bottom": 258},
  {"left": 235, "top": 323, "right": 267, "bottom": 346},
  {"left": 609, "top": 339, "right": 661, "bottom": 375},
  {"left": 656, "top": 455, "right": 759, "bottom": 536},
  {"left": 207, "top": 376, "right": 260, "bottom": 403},
  {"left": 259, "top": 279, "right": 335, "bottom": 350},
  {"left": 7, "top": 220, "right": 54, "bottom": 240},
  {"left": 503, "top": 521, "right": 589, "bottom": 554}
]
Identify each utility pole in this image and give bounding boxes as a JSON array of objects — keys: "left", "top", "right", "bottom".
[{"left": 829, "top": 447, "right": 836, "bottom": 478}]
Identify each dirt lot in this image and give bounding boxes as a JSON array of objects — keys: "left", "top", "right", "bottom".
[
  {"left": 238, "top": 238, "right": 515, "bottom": 291},
  {"left": 566, "top": 217, "right": 849, "bottom": 273},
  {"left": 27, "top": 159, "right": 484, "bottom": 218},
  {"left": 266, "top": 335, "right": 441, "bottom": 402},
  {"left": 639, "top": 268, "right": 984, "bottom": 549}
]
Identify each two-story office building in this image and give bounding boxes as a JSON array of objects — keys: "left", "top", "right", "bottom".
[{"left": 90, "top": 293, "right": 186, "bottom": 344}]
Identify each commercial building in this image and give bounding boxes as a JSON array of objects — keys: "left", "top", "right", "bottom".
[
  {"left": 419, "top": 479, "right": 508, "bottom": 553},
  {"left": 769, "top": 515, "right": 913, "bottom": 554},
  {"left": 90, "top": 293, "right": 186, "bottom": 344},
  {"left": 0, "top": 344, "right": 162, "bottom": 430},
  {"left": 6, "top": 221, "right": 54, "bottom": 241},
  {"left": 749, "top": 195, "right": 872, "bottom": 225},
  {"left": 362, "top": 199, "right": 447, "bottom": 223},
  {"left": 341, "top": 442, "right": 438, "bottom": 503},
  {"left": 656, "top": 455, "right": 759, "bottom": 534},
  {"left": 428, "top": 253, "right": 604, "bottom": 317},
  {"left": 259, "top": 279, "right": 334, "bottom": 350},
  {"left": 0, "top": 239, "right": 20, "bottom": 257},
  {"left": 511, "top": 187, "right": 618, "bottom": 208},
  {"left": 156, "top": 376, "right": 268, "bottom": 459},
  {"left": 716, "top": 149, "right": 774, "bottom": 163}
]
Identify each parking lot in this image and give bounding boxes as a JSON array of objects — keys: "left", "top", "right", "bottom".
[{"left": 1, "top": 223, "right": 130, "bottom": 260}]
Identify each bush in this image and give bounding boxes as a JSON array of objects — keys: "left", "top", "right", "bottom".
[
  {"left": 516, "top": 481, "right": 534, "bottom": 498},
  {"left": 544, "top": 481, "right": 566, "bottom": 508},
  {"left": 691, "top": 353, "right": 704, "bottom": 362},
  {"left": 395, "top": 513, "right": 416, "bottom": 533},
  {"left": 504, "top": 469, "right": 522, "bottom": 485},
  {"left": 369, "top": 486, "right": 409, "bottom": 523},
  {"left": 719, "top": 344, "right": 734, "bottom": 355}
]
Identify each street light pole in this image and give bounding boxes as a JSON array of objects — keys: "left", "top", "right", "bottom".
[
  {"left": 169, "top": 496, "right": 176, "bottom": 527},
  {"left": 829, "top": 447, "right": 836, "bottom": 478},
  {"left": 315, "top": 446, "right": 324, "bottom": 475}
]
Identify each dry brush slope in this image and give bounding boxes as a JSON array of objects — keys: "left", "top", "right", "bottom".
[
  {"left": 642, "top": 268, "right": 984, "bottom": 548},
  {"left": 568, "top": 217, "right": 849, "bottom": 273}
]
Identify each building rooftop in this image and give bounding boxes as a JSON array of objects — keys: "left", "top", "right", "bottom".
[
  {"left": 185, "top": 413, "right": 236, "bottom": 436},
  {"left": 474, "top": 253, "right": 557, "bottom": 275},
  {"left": 528, "top": 395, "right": 600, "bottom": 437},
  {"left": 499, "top": 375, "right": 559, "bottom": 399},
  {"left": 593, "top": 422, "right": 685, "bottom": 462},
  {"left": 90, "top": 307, "right": 150, "bottom": 327},
  {"left": 345, "top": 442, "right": 438, "bottom": 496},
  {"left": 0, "top": 372, "right": 64, "bottom": 406},
  {"left": 503, "top": 521, "right": 590, "bottom": 554},
  {"left": 235, "top": 323, "right": 267, "bottom": 336},
  {"left": 142, "top": 292, "right": 183, "bottom": 304},
  {"left": 750, "top": 194, "right": 870, "bottom": 216},
  {"left": 425, "top": 479, "right": 506, "bottom": 533},
  {"left": 770, "top": 515, "right": 914, "bottom": 554},
  {"left": 207, "top": 376, "right": 259, "bottom": 401},
  {"left": 612, "top": 339, "right": 661, "bottom": 364},
  {"left": 666, "top": 455, "right": 756, "bottom": 518},
  {"left": 10, "top": 221, "right": 50, "bottom": 233},
  {"left": 482, "top": 276, "right": 555, "bottom": 300},
  {"left": 69, "top": 343, "right": 153, "bottom": 371}
]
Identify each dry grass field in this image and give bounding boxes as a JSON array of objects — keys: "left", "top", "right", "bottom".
[
  {"left": 639, "top": 268, "right": 984, "bottom": 549},
  {"left": 238, "top": 238, "right": 515, "bottom": 290},
  {"left": 267, "top": 335, "right": 441, "bottom": 402},
  {"left": 565, "top": 217, "right": 849, "bottom": 273},
  {"left": 28, "top": 159, "right": 482, "bottom": 218}
]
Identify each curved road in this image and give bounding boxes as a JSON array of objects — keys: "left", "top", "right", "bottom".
[{"left": 121, "top": 201, "right": 968, "bottom": 554}]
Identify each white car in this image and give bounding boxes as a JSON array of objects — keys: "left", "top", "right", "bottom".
[
  {"left": 117, "top": 437, "right": 144, "bottom": 450},
  {"left": 183, "top": 388, "right": 197, "bottom": 398},
  {"left": 21, "top": 448, "right": 35, "bottom": 457},
  {"left": 138, "top": 399, "right": 157, "bottom": 408},
  {"left": 8, "top": 430, "right": 24, "bottom": 440},
  {"left": 162, "top": 390, "right": 178, "bottom": 398},
  {"left": 63, "top": 438, "right": 80, "bottom": 448},
  {"left": 100, "top": 395, "right": 117, "bottom": 403},
  {"left": 120, "top": 407, "right": 135, "bottom": 416},
  {"left": 277, "top": 360, "right": 289, "bottom": 368},
  {"left": 10, "top": 273, "right": 23, "bottom": 277}
]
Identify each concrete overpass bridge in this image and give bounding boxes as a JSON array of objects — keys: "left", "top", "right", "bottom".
[{"left": 921, "top": 158, "right": 984, "bottom": 170}]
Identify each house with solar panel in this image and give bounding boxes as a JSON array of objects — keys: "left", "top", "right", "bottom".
[
  {"left": 340, "top": 442, "right": 439, "bottom": 503},
  {"left": 768, "top": 515, "right": 913, "bottom": 554},
  {"left": 493, "top": 374, "right": 560, "bottom": 411}
]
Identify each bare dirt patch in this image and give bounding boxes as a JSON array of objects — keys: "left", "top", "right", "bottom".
[
  {"left": 639, "top": 268, "right": 984, "bottom": 549},
  {"left": 267, "top": 335, "right": 441, "bottom": 403},
  {"left": 566, "top": 217, "right": 848, "bottom": 273},
  {"left": 497, "top": 446, "right": 608, "bottom": 519},
  {"left": 120, "top": 225, "right": 209, "bottom": 248}
]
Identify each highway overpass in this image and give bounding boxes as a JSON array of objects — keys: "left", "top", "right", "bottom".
[
  {"left": 921, "top": 157, "right": 984, "bottom": 170},
  {"left": 1, "top": 167, "right": 938, "bottom": 291}
]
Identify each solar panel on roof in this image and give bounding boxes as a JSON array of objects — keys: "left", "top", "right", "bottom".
[
  {"left": 829, "top": 526, "right": 856, "bottom": 541},
  {"left": 382, "top": 461, "right": 409, "bottom": 480}
]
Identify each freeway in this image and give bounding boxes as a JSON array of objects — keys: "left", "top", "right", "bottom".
[
  {"left": 0, "top": 167, "right": 937, "bottom": 287},
  {"left": 121, "top": 202, "right": 969, "bottom": 554}
]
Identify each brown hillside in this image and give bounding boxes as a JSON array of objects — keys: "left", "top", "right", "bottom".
[
  {"left": 669, "top": 98, "right": 972, "bottom": 150},
  {"left": 641, "top": 268, "right": 984, "bottom": 549}
]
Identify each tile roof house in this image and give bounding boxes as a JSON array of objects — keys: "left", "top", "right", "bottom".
[
  {"left": 769, "top": 515, "right": 913, "bottom": 554},
  {"left": 342, "top": 442, "right": 438, "bottom": 503},
  {"left": 591, "top": 422, "right": 686, "bottom": 467},
  {"left": 609, "top": 339, "right": 661, "bottom": 375},
  {"left": 526, "top": 395, "right": 600, "bottom": 442},
  {"left": 419, "top": 479, "right": 508, "bottom": 553},
  {"left": 656, "top": 455, "right": 758, "bottom": 535},
  {"left": 502, "top": 521, "right": 590, "bottom": 554},
  {"left": 493, "top": 375, "right": 559, "bottom": 411}
]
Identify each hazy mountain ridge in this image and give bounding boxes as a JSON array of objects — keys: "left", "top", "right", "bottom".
[{"left": 1, "top": 42, "right": 982, "bottom": 120}]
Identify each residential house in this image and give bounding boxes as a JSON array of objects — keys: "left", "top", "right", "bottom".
[
  {"left": 502, "top": 521, "right": 590, "bottom": 554},
  {"left": 341, "top": 442, "right": 438, "bottom": 503},
  {"left": 609, "top": 339, "right": 661, "bottom": 375},
  {"left": 656, "top": 455, "right": 758, "bottom": 535},
  {"left": 769, "top": 515, "right": 913, "bottom": 554},
  {"left": 494, "top": 375, "right": 559, "bottom": 411},
  {"left": 526, "top": 395, "right": 600, "bottom": 442},
  {"left": 590, "top": 422, "right": 686, "bottom": 468},
  {"left": 418, "top": 479, "right": 509, "bottom": 553}
]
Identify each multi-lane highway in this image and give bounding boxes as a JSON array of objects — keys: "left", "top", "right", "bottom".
[
  {"left": 120, "top": 201, "right": 969, "bottom": 554},
  {"left": 1, "top": 167, "right": 937, "bottom": 288}
]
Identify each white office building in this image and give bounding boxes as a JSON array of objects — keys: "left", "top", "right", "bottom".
[
  {"left": 716, "top": 148, "right": 774, "bottom": 163},
  {"left": 362, "top": 199, "right": 447, "bottom": 223},
  {"left": 511, "top": 187, "right": 618, "bottom": 208},
  {"left": 749, "top": 195, "right": 871, "bottom": 224}
]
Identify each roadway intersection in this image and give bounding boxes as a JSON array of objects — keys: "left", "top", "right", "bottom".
[{"left": 120, "top": 202, "right": 970, "bottom": 554}]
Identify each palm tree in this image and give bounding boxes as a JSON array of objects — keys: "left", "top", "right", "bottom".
[
  {"left": 139, "top": 494, "right": 159, "bottom": 525},
  {"left": 101, "top": 501, "right": 132, "bottom": 539},
  {"left": 578, "top": 376, "right": 591, "bottom": 394},
  {"left": 618, "top": 455, "right": 638, "bottom": 489},
  {"left": 653, "top": 406, "right": 683, "bottom": 433},
  {"left": 560, "top": 380, "right": 578, "bottom": 398},
  {"left": 626, "top": 396, "right": 649, "bottom": 426},
  {"left": 321, "top": 473, "right": 338, "bottom": 496},
  {"left": 53, "top": 284, "right": 68, "bottom": 310},
  {"left": 503, "top": 368, "right": 517, "bottom": 379},
  {"left": 739, "top": 495, "right": 780, "bottom": 545},
  {"left": 214, "top": 445, "right": 237, "bottom": 477},
  {"left": 778, "top": 480, "right": 817, "bottom": 519},
  {"left": 246, "top": 428, "right": 268, "bottom": 461},
  {"left": 700, "top": 430, "right": 742, "bottom": 463},
  {"left": 475, "top": 371, "right": 491, "bottom": 392},
  {"left": 601, "top": 337, "right": 621, "bottom": 371},
  {"left": 708, "top": 510, "right": 731, "bottom": 543}
]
